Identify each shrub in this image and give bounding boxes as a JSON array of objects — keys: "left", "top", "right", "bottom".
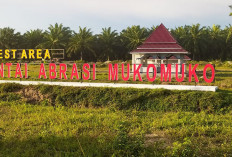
[
  {"left": 0, "top": 93, "right": 21, "bottom": 101},
  {"left": 0, "top": 83, "right": 231, "bottom": 113},
  {"left": 112, "top": 121, "right": 144, "bottom": 156},
  {"left": 36, "top": 85, "right": 231, "bottom": 113},
  {"left": 171, "top": 137, "right": 197, "bottom": 157},
  {"left": 0, "top": 83, "right": 23, "bottom": 93}
]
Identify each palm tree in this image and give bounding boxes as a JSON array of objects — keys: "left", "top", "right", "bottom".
[
  {"left": 208, "top": 25, "right": 223, "bottom": 59},
  {"left": 147, "top": 25, "right": 158, "bottom": 34},
  {"left": 225, "top": 25, "right": 232, "bottom": 42},
  {"left": 224, "top": 25, "right": 232, "bottom": 59},
  {"left": 171, "top": 26, "right": 189, "bottom": 45},
  {"left": 67, "top": 27, "right": 94, "bottom": 60},
  {"left": 37, "top": 23, "right": 71, "bottom": 49},
  {"left": 120, "top": 25, "right": 148, "bottom": 50},
  {"left": 0, "top": 27, "right": 21, "bottom": 49},
  {"left": 23, "top": 29, "right": 44, "bottom": 49},
  {"left": 98, "top": 27, "right": 118, "bottom": 61},
  {"left": 185, "top": 24, "right": 205, "bottom": 60},
  {"left": 229, "top": 5, "right": 232, "bottom": 16},
  {"left": 209, "top": 25, "right": 221, "bottom": 40},
  {"left": 172, "top": 24, "right": 206, "bottom": 60}
]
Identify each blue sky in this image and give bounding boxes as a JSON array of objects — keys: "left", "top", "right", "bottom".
[{"left": 0, "top": 0, "right": 231, "bottom": 34}]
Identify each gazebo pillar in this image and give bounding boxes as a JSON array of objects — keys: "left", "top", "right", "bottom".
[
  {"left": 154, "top": 59, "right": 157, "bottom": 66},
  {"left": 160, "top": 54, "right": 165, "bottom": 64},
  {"left": 160, "top": 59, "right": 164, "bottom": 64}
]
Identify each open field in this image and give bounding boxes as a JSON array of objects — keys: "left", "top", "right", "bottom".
[{"left": 0, "top": 61, "right": 231, "bottom": 156}]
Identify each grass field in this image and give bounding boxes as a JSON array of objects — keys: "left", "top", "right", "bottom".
[
  {"left": 1, "top": 102, "right": 232, "bottom": 156},
  {"left": 0, "top": 61, "right": 232, "bottom": 156}
]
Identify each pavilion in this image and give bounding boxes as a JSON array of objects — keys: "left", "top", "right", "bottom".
[{"left": 130, "top": 23, "right": 191, "bottom": 73}]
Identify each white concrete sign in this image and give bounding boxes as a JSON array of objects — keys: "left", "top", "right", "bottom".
[{"left": 0, "top": 80, "right": 218, "bottom": 92}]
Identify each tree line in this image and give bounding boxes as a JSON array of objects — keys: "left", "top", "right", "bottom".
[{"left": 0, "top": 23, "right": 232, "bottom": 61}]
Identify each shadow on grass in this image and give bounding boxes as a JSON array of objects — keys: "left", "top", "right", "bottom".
[
  {"left": 215, "top": 74, "right": 232, "bottom": 77},
  {"left": 215, "top": 70, "right": 232, "bottom": 77},
  {"left": 0, "top": 136, "right": 113, "bottom": 157},
  {"left": 217, "top": 89, "right": 232, "bottom": 96}
]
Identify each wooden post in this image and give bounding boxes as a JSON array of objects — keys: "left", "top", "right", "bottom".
[
  {"left": 80, "top": 64, "right": 83, "bottom": 83},
  {"left": 213, "top": 64, "right": 216, "bottom": 83}
]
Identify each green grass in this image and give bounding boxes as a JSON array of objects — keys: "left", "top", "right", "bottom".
[
  {"left": 0, "top": 83, "right": 231, "bottom": 113},
  {"left": 1, "top": 102, "right": 232, "bottom": 156}
]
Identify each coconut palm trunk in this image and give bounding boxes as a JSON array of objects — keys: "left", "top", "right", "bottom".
[{"left": 81, "top": 51, "right": 83, "bottom": 61}]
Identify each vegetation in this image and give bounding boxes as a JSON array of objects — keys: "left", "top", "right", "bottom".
[
  {"left": 37, "top": 23, "right": 71, "bottom": 49},
  {"left": 0, "top": 82, "right": 232, "bottom": 156},
  {"left": 67, "top": 27, "right": 95, "bottom": 61},
  {"left": 0, "top": 83, "right": 230, "bottom": 113},
  {"left": 1, "top": 23, "right": 232, "bottom": 61},
  {"left": 98, "top": 27, "right": 118, "bottom": 61},
  {"left": 229, "top": 5, "right": 232, "bottom": 16}
]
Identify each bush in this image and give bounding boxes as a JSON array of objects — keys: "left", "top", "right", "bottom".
[
  {"left": 0, "top": 128, "right": 3, "bottom": 142},
  {"left": 0, "top": 93, "right": 21, "bottom": 101},
  {"left": 0, "top": 83, "right": 23, "bottom": 93},
  {"left": 35, "top": 85, "right": 231, "bottom": 113},
  {"left": 171, "top": 137, "right": 197, "bottom": 157},
  {"left": 0, "top": 83, "right": 231, "bottom": 113},
  {"left": 112, "top": 121, "right": 144, "bottom": 156}
]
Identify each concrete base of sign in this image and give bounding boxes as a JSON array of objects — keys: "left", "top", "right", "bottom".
[{"left": 0, "top": 80, "right": 218, "bottom": 92}]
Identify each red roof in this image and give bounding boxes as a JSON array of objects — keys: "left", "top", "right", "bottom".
[
  {"left": 130, "top": 23, "right": 189, "bottom": 54},
  {"left": 147, "top": 56, "right": 161, "bottom": 59},
  {"left": 168, "top": 55, "right": 178, "bottom": 59},
  {"left": 184, "top": 55, "right": 191, "bottom": 60}
]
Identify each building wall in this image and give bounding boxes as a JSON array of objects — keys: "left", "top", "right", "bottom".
[{"left": 132, "top": 53, "right": 187, "bottom": 73}]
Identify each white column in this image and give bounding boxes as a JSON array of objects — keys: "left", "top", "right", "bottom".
[
  {"left": 154, "top": 59, "right": 157, "bottom": 66},
  {"left": 132, "top": 54, "right": 134, "bottom": 64},
  {"left": 161, "top": 59, "right": 164, "bottom": 64}
]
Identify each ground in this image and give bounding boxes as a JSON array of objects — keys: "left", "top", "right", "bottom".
[{"left": 1, "top": 103, "right": 232, "bottom": 156}]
